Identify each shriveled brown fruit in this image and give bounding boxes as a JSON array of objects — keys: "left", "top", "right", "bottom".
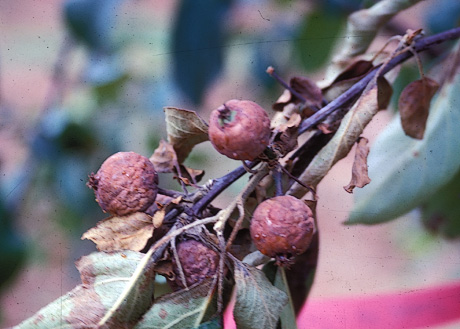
[
  {"left": 208, "top": 99, "right": 271, "bottom": 161},
  {"left": 250, "top": 195, "right": 315, "bottom": 267},
  {"left": 88, "top": 151, "right": 158, "bottom": 216},
  {"left": 169, "top": 239, "right": 219, "bottom": 290}
]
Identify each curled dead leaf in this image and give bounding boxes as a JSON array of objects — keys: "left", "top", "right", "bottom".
[
  {"left": 344, "top": 137, "right": 371, "bottom": 193},
  {"left": 290, "top": 76, "right": 323, "bottom": 108},
  {"left": 81, "top": 212, "right": 154, "bottom": 252},
  {"left": 317, "top": 122, "right": 336, "bottom": 134},
  {"left": 154, "top": 259, "right": 175, "bottom": 280},
  {"left": 288, "top": 83, "right": 379, "bottom": 196},
  {"left": 164, "top": 107, "right": 209, "bottom": 163},
  {"left": 399, "top": 77, "right": 439, "bottom": 139},
  {"left": 273, "top": 90, "right": 292, "bottom": 111},
  {"left": 271, "top": 113, "right": 301, "bottom": 157},
  {"left": 332, "top": 60, "right": 374, "bottom": 83},
  {"left": 273, "top": 76, "right": 322, "bottom": 113},
  {"left": 377, "top": 76, "right": 393, "bottom": 110},
  {"left": 150, "top": 139, "right": 178, "bottom": 173},
  {"left": 150, "top": 139, "right": 205, "bottom": 185},
  {"left": 177, "top": 165, "right": 205, "bottom": 185},
  {"left": 152, "top": 196, "right": 182, "bottom": 229},
  {"left": 322, "top": 60, "right": 374, "bottom": 102},
  {"left": 175, "top": 165, "right": 205, "bottom": 185}
]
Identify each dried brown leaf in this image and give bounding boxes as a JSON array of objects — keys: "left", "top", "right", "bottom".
[
  {"left": 317, "top": 122, "right": 336, "bottom": 134},
  {"left": 399, "top": 77, "right": 439, "bottom": 139},
  {"left": 273, "top": 89, "right": 292, "bottom": 111},
  {"left": 82, "top": 212, "right": 154, "bottom": 252},
  {"left": 152, "top": 209, "right": 166, "bottom": 229},
  {"left": 178, "top": 165, "right": 205, "bottom": 184},
  {"left": 276, "top": 112, "right": 302, "bottom": 133},
  {"left": 164, "top": 107, "right": 209, "bottom": 163},
  {"left": 150, "top": 139, "right": 205, "bottom": 185},
  {"left": 322, "top": 60, "right": 374, "bottom": 102},
  {"left": 273, "top": 113, "right": 301, "bottom": 156},
  {"left": 152, "top": 196, "right": 182, "bottom": 229},
  {"left": 290, "top": 76, "right": 323, "bottom": 108},
  {"left": 323, "top": 76, "right": 362, "bottom": 102},
  {"left": 377, "top": 76, "right": 393, "bottom": 110},
  {"left": 344, "top": 137, "right": 372, "bottom": 193},
  {"left": 332, "top": 60, "right": 374, "bottom": 83},
  {"left": 272, "top": 76, "right": 322, "bottom": 112},
  {"left": 145, "top": 194, "right": 174, "bottom": 216},
  {"left": 154, "top": 259, "right": 175, "bottom": 280},
  {"left": 288, "top": 84, "right": 379, "bottom": 196},
  {"left": 150, "top": 139, "right": 178, "bottom": 173}
]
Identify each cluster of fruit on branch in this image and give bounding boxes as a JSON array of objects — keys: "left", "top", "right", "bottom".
[
  {"left": 13, "top": 25, "right": 460, "bottom": 328},
  {"left": 74, "top": 28, "right": 460, "bottom": 329},
  {"left": 87, "top": 97, "right": 317, "bottom": 289}
]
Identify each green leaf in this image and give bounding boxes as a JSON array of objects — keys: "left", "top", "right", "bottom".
[
  {"left": 294, "top": 10, "right": 345, "bottom": 72},
  {"left": 135, "top": 279, "right": 217, "bottom": 329},
  {"left": 288, "top": 85, "right": 379, "bottom": 197},
  {"left": 281, "top": 230, "right": 319, "bottom": 315},
  {"left": 64, "top": 0, "right": 121, "bottom": 52},
  {"left": 275, "top": 268, "right": 298, "bottom": 329},
  {"left": 422, "top": 168, "right": 460, "bottom": 238},
  {"left": 15, "top": 251, "right": 155, "bottom": 328},
  {"left": 233, "top": 261, "right": 288, "bottom": 329},
  {"left": 348, "top": 47, "right": 460, "bottom": 224},
  {"left": 171, "top": 0, "right": 231, "bottom": 105},
  {"left": 193, "top": 316, "right": 222, "bottom": 329},
  {"left": 164, "top": 107, "right": 209, "bottom": 163},
  {"left": 92, "top": 73, "right": 129, "bottom": 103}
]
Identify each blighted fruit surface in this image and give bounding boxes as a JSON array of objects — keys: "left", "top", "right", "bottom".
[
  {"left": 208, "top": 99, "right": 271, "bottom": 160},
  {"left": 171, "top": 239, "right": 219, "bottom": 289},
  {"left": 88, "top": 151, "right": 158, "bottom": 216},
  {"left": 250, "top": 195, "right": 315, "bottom": 265}
]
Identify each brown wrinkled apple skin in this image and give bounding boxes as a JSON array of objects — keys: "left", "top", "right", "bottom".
[
  {"left": 250, "top": 195, "right": 315, "bottom": 262},
  {"left": 208, "top": 99, "right": 271, "bottom": 160},
  {"left": 89, "top": 151, "right": 158, "bottom": 216},
  {"left": 170, "top": 239, "right": 219, "bottom": 289}
]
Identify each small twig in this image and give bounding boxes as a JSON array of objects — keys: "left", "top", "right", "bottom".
[
  {"left": 214, "top": 163, "right": 269, "bottom": 234},
  {"left": 371, "top": 29, "right": 425, "bottom": 86},
  {"left": 223, "top": 164, "right": 270, "bottom": 250},
  {"left": 266, "top": 66, "right": 307, "bottom": 103},
  {"left": 174, "top": 163, "right": 189, "bottom": 195},
  {"left": 216, "top": 233, "right": 226, "bottom": 314},
  {"left": 298, "top": 27, "right": 460, "bottom": 135},
  {"left": 171, "top": 237, "right": 188, "bottom": 289},
  {"left": 242, "top": 160, "right": 257, "bottom": 174},
  {"left": 273, "top": 167, "right": 283, "bottom": 197},
  {"left": 225, "top": 202, "right": 246, "bottom": 251},
  {"left": 279, "top": 165, "right": 315, "bottom": 195},
  {"left": 215, "top": 164, "right": 270, "bottom": 312},
  {"left": 192, "top": 160, "right": 260, "bottom": 216}
]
